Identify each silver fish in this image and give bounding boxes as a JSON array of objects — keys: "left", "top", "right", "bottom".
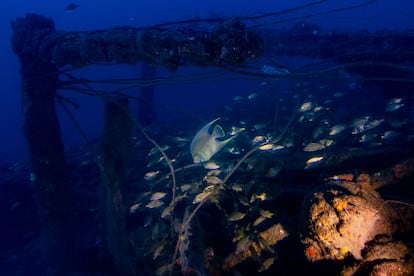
[
  {"left": 206, "top": 169, "right": 221, "bottom": 176},
  {"left": 248, "top": 93, "right": 258, "bottom": 99},
  {"left": 251, "top": 135, "right": 267, "bottom": 145},
  {"left": 230, "top": 126, "right": 245, "bottom": 136},
  {"left": 303, "top": 142, "right": 324, "bottom": 152},
  {"left": 305, "top": 156, "right": 324, "bottom": 169},
  {"left": 193, "top": 185, "right": 215, "bottom": 204},
  {"left": 258, "top": 143, "right": 275, "bottom": 151},
  {"left": 381, "top": 130, "right": 400, "bottom": 140},
  {"left": 144, "top": 170, "right": 160, "bottom": 180},
  {"left": 228, "top": 211, "right": 246, "bottom": 221},
  {"left": 299, "top": 101, "right": 313, "bottom": 112},
  {"left": 329, "top": 124, "right": 346, "bottom": 136},
  {"left": 260, "top": 209, "right": 274, "bottom": 218},
  {"left": 146, "top": 200, "right": 164, "bottom": 209},
  {"left": 203, "top": 161, "right": 220, "bottom": 170},
  {"left": 386, "top": 98, "right": 403, "bottom": 112},
  {"left": 129, "top": 202, "right": 142, "bottom": 213},
  {"left": 148, "top": 145, "right": 170, "bottom": 156},
  {"left": 204, "top": 175, "right": 222, "bottom": 185},
  {"left": 150, "top": 192, "right": 167, "bottom": 201},
  {"left": 253, "top": 216, "right": 267, "bottom": 226}
]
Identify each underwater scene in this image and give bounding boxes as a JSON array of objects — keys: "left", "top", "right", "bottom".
[{"left": 1, "top": 1, "right": 414, "bottom": 275}]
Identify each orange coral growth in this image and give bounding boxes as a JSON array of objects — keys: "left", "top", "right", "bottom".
[
  {"left": 329, "top": 174, "right": 354, "bottom": 182},
  {"left": 305, "top": 246, "right": 318, "bottom": 258},
  {"left": 357, "top": 173, "right": 371, "bottom": 188}
]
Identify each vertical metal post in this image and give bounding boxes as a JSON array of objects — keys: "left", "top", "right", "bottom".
[
  {"left": 101, "top": 98, "right": 136, "bottom": 274},
  {"left": 11, "top": 14, "right": 73, "bottom": 275}
]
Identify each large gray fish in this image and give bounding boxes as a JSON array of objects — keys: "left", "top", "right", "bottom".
[{"left": 190, "top": 118, "right": 235, "bottom": 163}]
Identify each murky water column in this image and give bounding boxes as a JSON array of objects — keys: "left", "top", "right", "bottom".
[{"left": 11, "top": 14, "right": 73, "bottom": 275}]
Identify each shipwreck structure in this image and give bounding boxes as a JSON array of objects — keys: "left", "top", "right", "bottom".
[{"left": 11, "top": 12, "right": 414, "bottom": 275}]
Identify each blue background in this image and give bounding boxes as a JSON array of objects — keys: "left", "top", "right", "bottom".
[{"left": 1, "top": 0, "right": 413, "bottom": 161}]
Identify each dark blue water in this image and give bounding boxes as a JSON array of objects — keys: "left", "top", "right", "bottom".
[
  {"left": 1, "top": 1, "right": 414, "bottom": 275},
  {"left": 1, "top": 0, "right": 413, "bottom": 161}
]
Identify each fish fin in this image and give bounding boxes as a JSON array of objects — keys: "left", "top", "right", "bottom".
[
  {"left": 212, "top": 125, "right": 225, "bottom": 138},
  {"left": 206, "top": 118, "right": 221, "bottom": 135},
  {"left": 216, "top": 134, "right": 237, "bottom": 145}
]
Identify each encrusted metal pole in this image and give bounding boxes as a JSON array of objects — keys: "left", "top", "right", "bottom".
[
  {"left": 11, "top": 14, "right": 73, "bottom": 275},
  {"left": 20, "top": 15, "right": 264, "bottom": 71},
  {"left": 259, "top": 22, "right": 414, "bottom": 65},
  {"left": 100, "top": 98, "right": 136, "bottom": 274}
]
